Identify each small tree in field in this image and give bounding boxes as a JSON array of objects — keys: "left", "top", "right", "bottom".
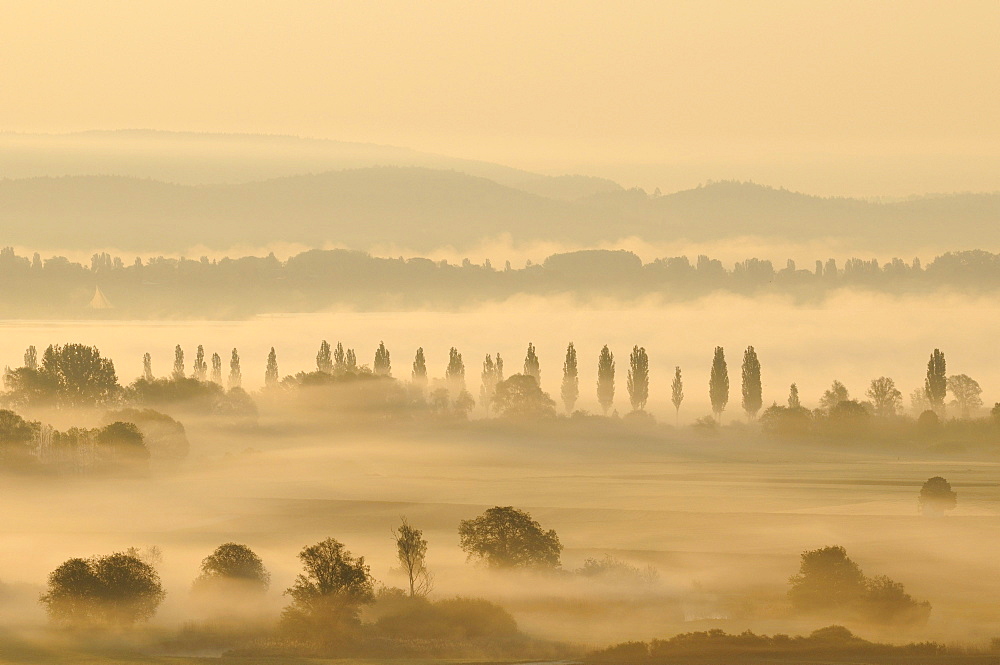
[
  {"left": 172, "top": 345, "right": 185, "bottom": 380},
  {"left": 374, "top": 341, "right": 391, "bottom": 377},
  {"left": 627, "top": 345, "right": 649, "bottom": 412},
  {"left": 458, "top": 506, "right": 562, "bottom": 569},
  {"left": 925, "top": 349, "right": 947, "bottom": 415},
  {"left": 392, "top": 518, "right": 432, "bottom": 597},
  {"left": 741, "top": 345, "right": 762, "bottom": 420},
  {"left": 597, "top": 345, "right": 615, "bottom": 415},
  {"left": 228, "top": 349, "right": 242, "bottom": 389},
  {"left": 265, "top": 348, "right": 279, "bottom": 387},
  {"left": 411, "top": 347, "right": 427, "bottom": 386},
  {"left": 919, "top": 476, "right": 956, "bottom": 517},
  {"left": 142, "top": 353, "right": 153, "bottom": 381},
  {"left": 671, "top": 366, "right": 683, "bottom": 424},
  {"left": 709, "top": 346, "right": 728, "bottom": 420},
  {"left": 561, "top": 342, "right": 579, "bottom": 413},
  {"left": 194, "top": 542, "right": 270, "bottom": 593}
]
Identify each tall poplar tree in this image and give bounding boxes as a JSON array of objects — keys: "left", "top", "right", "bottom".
[
  {"left": 788, "top": 383, "right": 801, "bottom": 409},
  {"left": 172, "top": 345, "right": 185, "bottom": 380},
  {"left": 228, "top": 348, "right": 242, "bottom": 389},
  {"left": 446, "top": 347, "right": 466, "bottom": 392},
  {"left": 24, "top": 346, "right": 37, "bottom": 371},
  {"left": 709, "top": 346, "right": 729, "bottom": 420},
  {"left": 627, "top": 345, "right": 649, "bottom": 412},
  {"left": 671, "top": 366, "right": 684, "bottom": 424},
  {"left": 333, "top": 342, "right": 346, "bottom": 373},
  {"left": 561, "top": 342, "right": 579, "bottom": 413},
  {"left": 193, "top": 345, "right": 207, "bottom": 380},
  {"left": 265, "top": 347, "right": 279, "bottom": 387},
  {"left": 597, "top": 345, "right": 615, "bottom": 415},
  {"left": 143, "top": 353, "right": 153, "bottom": 381},
  {"left": 480, "top": 355, "right": 500, "bottom": 415},
  {"left": 523, "top": 343, "right": 540, "bottom": 383},
  {"left": 411, "top": 348, "right": 427, "bottom": 386},
  {"left": 374, "top": 341, "right": 391, "bottom": 376},
  {"left": 925, "top": 349, "right": 947, "bottom": 414},
  {"left": 741, "top": 345, "right": 762, "bottom": 420},
  {"left": 210, "top": 353, "right": 222, "bottom": 384},
  {"left": 316, "top": 340, "right": 333, "bottom": 373}
]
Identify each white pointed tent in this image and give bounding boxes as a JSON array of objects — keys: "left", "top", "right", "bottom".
[{"left": 88, "top": 286, "right": 114, "bottom": 310}]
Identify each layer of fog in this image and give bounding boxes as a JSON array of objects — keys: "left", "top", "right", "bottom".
[{"left": 3, "top": 291, "right": 999, "bottom": 420}]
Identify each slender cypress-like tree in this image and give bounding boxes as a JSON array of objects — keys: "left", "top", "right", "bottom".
[
  {"left": 925, "top": 349, "right": 947, "bottom": 415},
  {"left": 561, "top": 342, "right": 579, "bottom": 413},
  {"left": 495, "top": 353, "right": 504, "bottom": 383},
  {"left": 24, "top": 346, "right": 37, "bottom": 371},
  {"left": 172, "top": 345, "right": 185, "bottom": 380},
  {"left": 333, "top": 342, "right": 346, "bottom": 373},
  {"left": 788, "top": 383, "right": 801, "bottom": 409},
  {"left": 671, "top": 366, "right": 684, "bottom": 424},
  {"left": 228, "top": 348, "right": 242, "bottom": 389},
  {"left": 597, "top": 345, "right": 615, "bottom": 415},
  {"left": 480, "top": 355, "right": 499, "bottom": 415},
  {"left": 709, "top": 346, "right": 729, "bottom": 420},
  {"left": 345, "top": 348, "right": 357, "bottom": 371},
  {"left": 374, "top": 341, "right": 391, "bottom": 376},
  {"left": 627, "top": 345, "right": 649, "bottom": 411},
  {"left": 317, "top": 340, "right": 333, "bottom": 373},
  {"left": 524, "top": 343, "right": 540, "bottom": 383},
  {"left": 446, "top": 347, "right": 466, "bottom": 392},
  {"left": 741, "top": 345, "right": 762, "bottom": 420},
  {"left": 412, "top": 348, "right": 427, "bottom": 385},
  {"left": 211, "top": 353, "right": 222, "bottom": 384},
  {"left": 265, "top": 347, "right": 279, "bottom": 387},
  {"left": 194, "top": 345, "right": 207, "bottom": 380},
  {"left": 143, "top": 352, "right": 153, "bottom": 381}
]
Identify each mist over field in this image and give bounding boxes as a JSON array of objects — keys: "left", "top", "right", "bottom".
[{"left": 2, "top": 2, "right": 1000, "bottom": 664}]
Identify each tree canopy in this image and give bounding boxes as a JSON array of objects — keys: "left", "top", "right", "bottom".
[{"left": 458, "top": 506, "right": 562, "bottom": 569}]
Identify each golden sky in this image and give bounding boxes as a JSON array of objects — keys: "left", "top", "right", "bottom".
[{"left": 2, "top": 0, "right": 998, "bottom": 193}]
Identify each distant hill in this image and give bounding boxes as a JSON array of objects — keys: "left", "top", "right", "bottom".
[
  {"left": 1, "top": 170, "right": 997, "bottom": 254},
  {"left": 0, "top": 130, "right": 623, "bottom": 202}
]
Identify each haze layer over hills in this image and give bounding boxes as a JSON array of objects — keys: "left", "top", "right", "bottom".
[{"left": 1, "top": 131, "right": 997, "bottom": 255}]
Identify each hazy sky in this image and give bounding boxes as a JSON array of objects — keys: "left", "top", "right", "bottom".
[{"left": 2, "top": 1, "right": 998, "bottom": 194}]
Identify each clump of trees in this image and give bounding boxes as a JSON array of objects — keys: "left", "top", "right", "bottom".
[
  {"left": 918, "top": 476, "right": 957, "bottom": 517},
  {"left": 459, "top": 506, "right": 562, "bottom": 569},
  {"left": 788, "top": 545, "right": 930, "bottom": 624},
  {"left": 193, "top": 542, "right": 270, "bottom": 594}
]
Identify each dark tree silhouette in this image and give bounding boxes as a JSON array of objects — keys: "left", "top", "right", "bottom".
[
  {"left": 561, "top": 342, "right": 579, "bottom": 413},
  {"left": 142, "top": 352, "right": 153, "bottom": 381},
  {"left": 210, "top": 353, "right": 222, "bottom": 384},
  {"left": 788, "top": 546, "right": 866, "bottom": 612},
  {"left": 411, "top": 347, "right": 427, "bottom": 386},
  {"left": 866, "top": 377, "right": 901, "bottom": 417},
  {"left": 374, "top": 341, "right": 391, "bottom": 377},
  {"left": 446, "top": 347, "right": 465, "bottom": 392},
  {"left": 819, "top": 380, "right": 849, "bottom": 412},
  {"left": 458, "top": 506, "right": 562, "bottom": 569},
  {"left": 741, "top": 345, "right": 762, "bottom": 420},
  {"left": 709, "top": 346, "right": 729, "bottom": 420},
  {"left": 597, "top": 345, "right": 615, "bottom": 415},
  {"left": 480, "top": 354, "right": 501, "bottom": 415},
  {"left": 345, "top": 348, "right": 357, "bottom": 371},
  {"left": 265, "top": 347, "right": 279, "bottom": 387},
  {"left": 40, "top": 552, "right": 165, "bottom": 626},
  {"left": 316, "top": 340, "right": 333, "bottom": 374},
  {"left": 334, "top": 342, "right": 346, "bottom": 373},
  {"left": 41, "top": 343, "right": 119, "bottom": 407},
  {"left": 172, "top": 345, "right": 185, "bottom": 380},
  {"left": 919, "top": 476, "right": 957, "bottom": 516},
  {"left": 947, "top": 374, "right": 982, "bottom": 418},
  {"left": 671, "top": 366, "right": 683, "bottom": 424},
  {"left": 492, "top": 374, "right": 556, "bottom": 419},
  {"left": 925, "top": 349, "right": 947, "bottom": 415},
  {"left": 194, "top": 542, "right": 270, "bottom": 592},
  {"left": 788, "top": 383, "right": 800, "bottom": 408},
  {"left": 523, "top": 342, "right": 540, "bottom": 383},
  {"left": 228, "top": 348, "right": 241, "bottom": 389},
  {"left": 193, "top": 345, "right": 207, "bottom": 380},
  {"left": 24, "top": 345, "right": 37, "bottom": 371},
  {"left": 392, "top": 518, "right": 432, "bottom": 597},
  {"left": 627, "top": 345, "right": 649, "bottom": 412},
  {"left": 282, "top": 538, "right": 375, "bottom": 640}
]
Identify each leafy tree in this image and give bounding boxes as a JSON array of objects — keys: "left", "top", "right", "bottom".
[
  {"left": 392, "top": 518, "right": 432, "bottom": 597},
  {"left": 210, "top": 353, "right": 223, "bottom": 384},
  {"left": 523, "top": 343, "right": 540, "bottom": 383},
  {"left": 919, "top": 476, "right": 956, "bottom": 516},
  {"left": 446, "top": 347, "right": 465, "bottom": 392},
  {"left": 561, "top": 343, "right": 579, "bottom": 413},
  {"left": 597, "top": 345, "right": 615, "bottom": 415},
  {"left": 411, "top": 347, "right": 427, "bottom": 386},
  {"left": 193, "top": 345, "right": 207, "bottom": 380},
  {"left": 40, "top": 552, "right": 165, "bottom": 626},
  {"left": 627, "top": 345, "right": 649, "bottom": 412},
  {"left": 671, "top": 366, "right": 684, "bottom": 424},
  {"left": 741, "top": 346, "right": 762, "bottom": 420},
  {"left": 480, "top": 354, "right": 501, "bottom": 415},
  {"left": 492, "top": 374, "right": 557, "bottom": 419},
  {"left": 947, "top": 374, "right": 982, "bottom": 418},
  {"left": 333, "top": 342, "right": 346, "bottom": 373},
  {"left": 265, "top": 347, "right": 279, "bottom": 387},
  {"left": 458, "top": 506, "right": 562, "bottom": 569},
  {"left": 788, "top": 546, "right": 866, "bottom": 612},
  {"left": 24, "top": 345, "right": 37, "bottom": 371},
  {"left": 172, "top": 345, "right": 185, "bottom": 380},
  {"left": 96, "top": 421, "right": 149, "bottom": 465},
  {"left": 925, "top": 349, "right": 947, "bottom": 415},
  {"left": 819, "top": 380, "right": 849, "bottom": 412},
  {"left": 194, "top": 543, "right": 270, "bottom": 592},
  {"left": 866, "top": 377, "right": 902, "bottom": 417},
  {"left": 760, "top": 404, "right": 812, "bottom": 439},
  {"left": 228, "top": 349, "right": 241, "bottom": 389},
  {"left": 41, "top": 343, "right": 119, "bottom": 407},
  {"left": 345, "top": 348, "right": 357, "bottom": 371},
  {"left": 709, "top": 346, "right": 729, "bottom": 419},
  {"left": 374, "top": 341, "right": 391, "bottom": 377},
  {"left": 282, "top": 538, "right": 376, "bottom": 640},
  {"left": 142, "top": 353, "right": 153, "bottom": 381},
  {"left": 317, "top": 340, "right": 333, "bottom": 373},
  {"left": 788, "top": 383, "right": 801, "bottom": 408}
]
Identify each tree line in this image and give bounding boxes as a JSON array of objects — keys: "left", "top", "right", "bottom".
[{"left": 2, "top": 246, "right": 1000, "bottom": 316}]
